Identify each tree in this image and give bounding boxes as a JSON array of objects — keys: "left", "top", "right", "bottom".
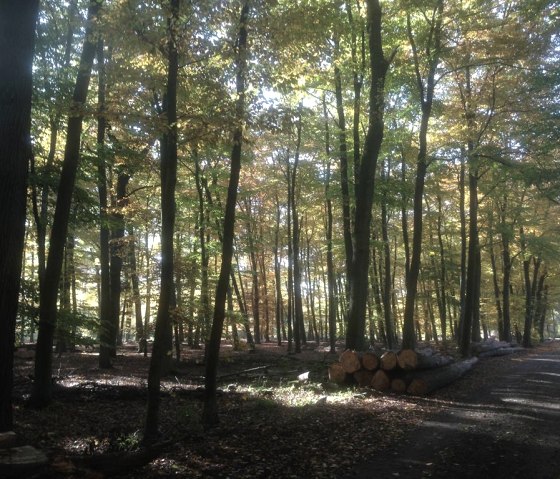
[
  {"left": 402, "top": 0, "right": 444, "bottom": 350},
  {"left": 0, "top": 0, "right": 39, "bottom": 432},
  {"left": 345, "top": 0, "right": 394, "bottom": 350},
  {"left": 31, "top": 0, "right": 101, "bottom": 407},
  {"left": 145, "top": 0, "right": 180, "bottom": 443},
  {"left": 203, "top": 0, "right": 250, "bottom": 426}
]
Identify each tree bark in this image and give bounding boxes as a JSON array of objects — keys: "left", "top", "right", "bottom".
[
  {"left": 0, "top": 0, "right": 38, "bottom": 430},
  {"left": 31, "top": 0, "right": 100, "bottom": 407},
  {"left": 402, "top": 1, "right": 444, "bottom": 349},
  {"left": 96, "top": 38, "right": 113, "bottom": 368},
  {"left": 144, "top": 0, "right": 180, "bottom": 443},
  {"left": 203, "top": 0, "right": 250, "bottom": 426},
  {"left": 346, "top": 0, "right": 392, "bottom": 350}
]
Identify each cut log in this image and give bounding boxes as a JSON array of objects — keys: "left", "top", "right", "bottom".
[
  {"left": 478, "top": 346, "right": 524, "bottom": 358},
  {"left": 470, "top": 340, "right": 511, "bottom": 355},
  {"left": 380, "top": 351, "right": 397, "bottom": 371},
  {"left": 407, "top": 357, "right": 478, "bottom": 396},
  {"left": 328, "top": 363, "right": 347, "bottom": 384},
  {"left": 416, "top": 353, "right": 454, "bottom": 370},
  {"left": 353, "top": 369, "right": 375, "bottom": 387},
  {"left": 371, "top": 369, "right": 390, "bottom": 391},
  {"left": 391, "top": 377, "right": 409, "bottom": 394},
  {"left": 339, "top": 349, "right": 361, "bottom": 374},
  {"left": 361, "top": 351, "right": 380, "bottom": 371},
  {"left": 397, "top": 349, "right": 418, "bottom": 370},
  {"left": 398, "top": 349, "right": 454, "bottom": 370}
]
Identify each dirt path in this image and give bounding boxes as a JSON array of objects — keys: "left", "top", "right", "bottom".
[{"left": 348, "top": 341, "right": 560, "bottom": 479}]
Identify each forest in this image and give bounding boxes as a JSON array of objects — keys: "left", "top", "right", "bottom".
[{"left": 1, "top": 0, "right": 559, "bottom": 476}]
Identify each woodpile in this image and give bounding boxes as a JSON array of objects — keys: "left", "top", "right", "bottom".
[{"left": 328, "top": 348, "right": 477, "bottom": 396}]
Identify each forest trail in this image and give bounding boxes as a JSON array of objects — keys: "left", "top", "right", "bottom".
[{"left": 349, "top": 341, "right": 560, "bottom": 479}]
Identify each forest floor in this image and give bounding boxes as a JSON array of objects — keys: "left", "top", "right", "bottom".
[{"left": 8, "top": 339, "right": 560, "bottom": 478}]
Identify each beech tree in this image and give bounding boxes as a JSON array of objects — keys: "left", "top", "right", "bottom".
[
  {"left": 0, "top": 0, "right": 39, "bottom": 432},
  {"left": 345, "top": 0, "right": 395, "bottom": 350},
  {"left": 31, "top": 0, "right": 101, "bottom": 407}
]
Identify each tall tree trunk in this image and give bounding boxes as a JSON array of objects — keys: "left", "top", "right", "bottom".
[
  {"left": 145, "top": 0, "right": 180, "bottom": 443},
  {"left": 203, "top": 0, "right": 250, "bottom": 426},
  {"left": 97, "top": 38, "right": 114, "bottom": 368},
  {"left": 273, "top": 195, "right": 283, "bottom": 345},
  {"left": 259, "top": 244, "right": 271, "bottom": 342},
  {"left": 457, "top": 149, "right": 467, "bottom": 342},
  {"left": 436, "top": 195, "right": 448, "bottom": 341},
  {"left": 32, "top": 1, "right": 101, "bottom": 407},
  {"left": 30, "top": 0, "right": 78, "bottom": 288},
  {"left": 128, "top": 225, "right": 144, "bottom": 341},
  {"left": 0, "top": 0, "right": 38, "bottom": 430},
  {"left": 346, "top": 0, "right": 393, "bottom": 350},
  {"left": 194, "top": 149, "right": 211, "bottom": 342},
  {"left": 109, "top": 172, "right": 129, "bottom": 354},
  {"left": 402, "top": 1, "right": 444, "bottom": 350},
  {"left": 334, "top": 53, "right": 354, "bottom": 294},
  {"left": 500, "top": 199, "right": 512, "bottom": 342},
  {"left": 244, "top": 198, "right": 261, "bottom": 344},
  {"left": 291, "top": 105, "right": 306, "bottom": 350},
  {"left": 380, "top": 163, "right": 395, "bottom": 349},
  {"left": 323, "top": 97, "right": 337, "bottom": 353}
]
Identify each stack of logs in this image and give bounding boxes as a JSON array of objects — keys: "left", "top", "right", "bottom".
[{"left": 328, "top": 348, "right": 478, "bottom": 396}]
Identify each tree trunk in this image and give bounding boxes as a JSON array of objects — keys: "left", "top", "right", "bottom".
[
  {"left": 380, "top": 162, "right": 395, "bottom": 349},
  {"left": 144, "top": 0, "right": 180, "bottom": 443},
  {"left": 128, "top": 225, "right": 144, "bottom": 341},
  {"left": 402, "top": 1, "right": 444, "bottom": 350},
  {"left": 109, "top": 172, "right": 130, "bottom": 354},
  {"left": 202, "top": 0, "right": 250, "bottom": 427},
  {"left": 96, "top": 38, "right": 113, "bottom": 368},
  {"left": 499, "top": 199, "right": 512, "bottom": 342},
  {"left": 346, "top": 0, "right": 392, "bottom": 350},
  {"left": 0, "top": 0, "right": 38, "bottom": 430},
  {"left": 273, "top": 195, "right": 283, "bottom": 345},
  {"left": 291, "top": 105, "right": 306, "bottom": 350},
  {"left": 31, "top": 0, "right": 100, "bottom": 407}
]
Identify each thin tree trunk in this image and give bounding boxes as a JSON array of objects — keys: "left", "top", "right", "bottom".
[
  {"left": 96, "top": 38, "right": 113, "bottom": 368},
  {"left": 203, "top": 0, "right": 250, "bottom": 426},
  {"left": 273, "top": 195, "right": 283, "bottom": 345},
  {"left": 145, "top": 0, "right": 180, "bottom": 442},
  {"left": 32, "top": 1, "right": 100, "bottom": 407},
  {"left": 109, "top": 172, "right": 129, "bottom": 355},
  {"left": 128, "top": 225, "right": 144, "bottom": 341},
  {"left": 402, "top": 1, "right": 444, "bottom": 350},
  {"left": 291, "top": 105, "right": 305, "bottom": 351},
  {"left": 323, "top": 97, "right": 337, "bottom": 353}
]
